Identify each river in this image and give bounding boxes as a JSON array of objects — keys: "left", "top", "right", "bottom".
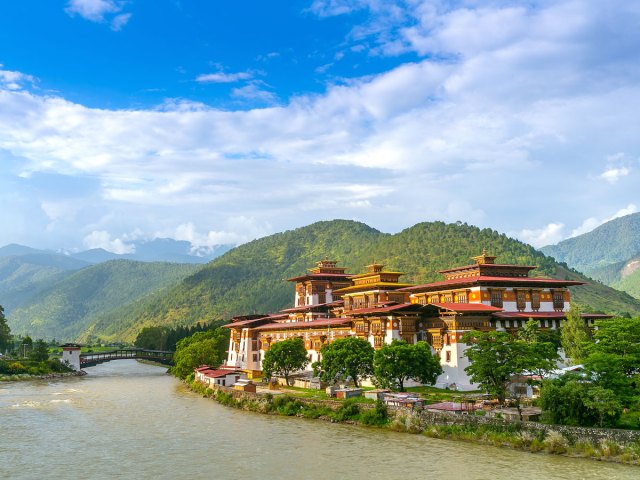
[{"left": 0, "top": 360, "right": 637, "bottom": 479}]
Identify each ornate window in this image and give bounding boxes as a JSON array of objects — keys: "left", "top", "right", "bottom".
[
  {"left": 490, "top": 290, "right": 503, "bottom": 308},
  {"left": 516, "top": 290, "right": 526, "bottom": 311},
  {"left": 553, "top": 291, "right": 565, "bottom": 311},
  {"left": 531, "top": 291, "right": 541, "bottom": 311}
]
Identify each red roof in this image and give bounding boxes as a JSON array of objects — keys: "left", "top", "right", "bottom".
[
  {"left": 400, "top": 276, "right": 584, "bottom": 292},
  {"left": 224, "top": 313, "right": 288, "bottom": 328},
  {"left": 494, "top": 312, "right": 612, "bottom": 319},
  {"left": 438, "top": 264, "right": 537, "bottom": 274},
  {"left": 286, "top": 273, "right": 352, "bottom": 282},
  {"left": 202, "top": 369, "right": 241, "bottom": 379},
  {"left": 428, "top": 303, "right": 503, "bottom": 313},
  {"left": 255, "top": 317, "right": 352, "bottom": 331}
]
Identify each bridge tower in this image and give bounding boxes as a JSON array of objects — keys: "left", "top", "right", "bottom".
[{"left": 60, "top": 343, "right": 81, "bottom": 371}]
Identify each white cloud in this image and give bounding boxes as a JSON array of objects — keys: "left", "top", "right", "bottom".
[
  {"left": 2, "top": 1, "right": 640, "bottom": 249},
  {"left": 0, "top": 65, "right": 35, "bottom": 90},
  {"left": 111, "top": 12, "right": 132, "bottom": 31},
  {"left": 600, "top": 166, "right": 630, "bottom": 184},
  {"left": 166, "top": 217, "right": 272, "bottom": 251},
  {"left": 83, "top": 230, "right": 135, "bottom": 254},
  {"left": 65, "top": 0, "right": 131, "bottom": 29},
  {"left": 66, "top": 0, "right": 120, "bottom": 21},
  {"left": 517, "top": 223, "right": 565, "bottom": 249},
  {"left": 231, "top": 82, "right": 277, "bottom": 103},
  {"left": 196, "top": 71, "right": 253, "bottom": 83}
]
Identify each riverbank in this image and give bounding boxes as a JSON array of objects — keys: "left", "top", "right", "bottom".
[
  {"left": 0, "top": 370, "right": 86, "bottom": 382},
  {"left": 186, "top": 378, "right": 640, "bottom": 465}
]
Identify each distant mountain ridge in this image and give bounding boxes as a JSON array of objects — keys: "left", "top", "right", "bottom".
[
  {"left": 541, "top": 212, "right": 640, "bottom": 299},
  {"left": 0, "top": 238, "right": 233, "bottom": 265},
  {"left": 7, "top": 260, "right": 200, "bottom": 341}
]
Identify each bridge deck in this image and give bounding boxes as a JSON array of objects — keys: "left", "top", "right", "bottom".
[{"left": 80, "top": 349, "right": 174, "bottom": 366}]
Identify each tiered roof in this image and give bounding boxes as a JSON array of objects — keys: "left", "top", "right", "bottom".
[{"left": 401, "top": 250, "right": 584, "bottom": 293}]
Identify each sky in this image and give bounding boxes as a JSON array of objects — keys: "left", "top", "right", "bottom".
[{"left": 0, "top": 0, "right": 639, "bottom": 254}]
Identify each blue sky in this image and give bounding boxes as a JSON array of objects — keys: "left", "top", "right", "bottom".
[{"left": 1, "top": 0, "right": 639, "bottom": 254}]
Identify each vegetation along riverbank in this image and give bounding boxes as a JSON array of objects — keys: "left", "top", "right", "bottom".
[{"left": 185, "top": 377, "right": 640, "bottom": 465}]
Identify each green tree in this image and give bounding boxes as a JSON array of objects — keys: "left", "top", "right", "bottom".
[
  {"left": 29, "top": 339, "right": 50, "bottom": 362},
  {"left": 313, "top": 336, "right": 374, "bottom": 387},
  {"left": 0, "top": 305, "right": 11, "bottom": 353},
  {"left": 262, "top": 337, "right": 309, "bottom": 386},
  {"left": 171, "top": 328, "right": 229, "bottom": 379},
  {"left": 583, "top": 352, "right": 634, "bottom": 404},
  {"left": 135, "top": 326, "right": 169, "bottom": 351},
  {"left": 540, "top": 375, "right": 622, "bottom": 427},
  {"left": 373, "top": 340, "right": 442, "bottom": 392},
  {"left": 560, "top": 303, "right": 591, "bottom": 364},
  {"left": 591, "top": 317, "right": 640, "bottom": 376},
  {"left": 462, "top": 330, "right": 558, "bottom": 405},
  {"left": 583, "top": 386, "right": 623, "bottom": 428}
]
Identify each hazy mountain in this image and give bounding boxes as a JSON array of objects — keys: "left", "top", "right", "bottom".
[
  {"left": 7, "top": 260, "right": 200, "bottom": 341},
  {"left": 69, "top": 238, "right": 232, "bottom": 264},
  {"left": 0, "top": 253, "right": 89, "bottom": 312},
  {"left": 80, "top": 220, "right": 640, "bottom": 343},
  {"left": 0, "top": 244, "right": 52, "bottom": 257}
]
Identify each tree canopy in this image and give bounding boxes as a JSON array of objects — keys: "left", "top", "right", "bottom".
[
  {"left": 560, "top": 303, "right": 591, "bottom": 364},
  {"left": 171, "top": 328, "right": 229, "bottom": 379},
  {"left": 313, "top": 336, "right": 374, "bottom": 387},
  {"left": 373, "top": 340, "right": 442, "bottom": 392},
  {"left": 262, "top": 337, "right": 309, "bottom": 386},
  {"left": 462, "top": 329, "right": 558, "bottom": 405},
  {"left": 0, "top": 305, "right": 11, "bottom": 353}
]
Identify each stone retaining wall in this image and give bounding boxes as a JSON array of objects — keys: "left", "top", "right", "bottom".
[{"left": 198, "top": 381, "right": 640, "bottom": 446}]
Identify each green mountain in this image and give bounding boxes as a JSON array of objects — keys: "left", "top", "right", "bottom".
[
  {"left": 541, "top": 213, "right": 640, "bottom": 299},
  {"left": 541, "top": 212, "right": 640, "bottom": 273},
  {"left": 0, "top": 253, "right": 89, "bottom": 312},
  {"left": 83, "top": 220, "right": 640, "bottom": 342},
  {"left": 7, "top": 260, "right": 200, "bottom": 341}
]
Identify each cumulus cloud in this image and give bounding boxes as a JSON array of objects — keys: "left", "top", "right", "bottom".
[
  {"left": 2, "top": 0, "right": 640, "bottom": 249},
  {"left": 0, "top": 65, "right": 35, "bottom": 90},
  {"left": 164, "top": 217, "right": 272, "bottom": 252},
  {"left": 517, "top": 223, "right": 565, "bottom": 249},
  {"left": 600, "top": 166, "right": 630, "bottom": 184},
  {"left": 83, "top": 230, "right": 135, "bottom": 254}
]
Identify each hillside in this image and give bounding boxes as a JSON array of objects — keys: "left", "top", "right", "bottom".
[
  {"left": 541, "top": 212, "right": 640, "bottom": 273},
  {"left": 81, "top": 220, "right": 640, "bottom": 343},
  {"left": 541, "top": 213, "right": 640, "bottom": 299},
  {"left": 7, "top": 260, "right": 200, "bottom": 340},
  {"left": 0, "top": 253, "right": 89, "bottom": 312}
]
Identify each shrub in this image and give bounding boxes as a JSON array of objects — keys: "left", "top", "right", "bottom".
[
  {"left": 544, "top": 431, "right": 568, "bottom": 454},
  {"left": 8, "top": 362, "right": 26, "bottom": 374},
  {"left": 359, "top": 401, "right": 389, "bottom": 426},
  {"left": 331, "top": 398, "right": 361, "bottom": 422}
]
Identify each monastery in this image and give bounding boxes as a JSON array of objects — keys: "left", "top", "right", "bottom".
[{"left": 223, "top": 251, "right": 607, "bottom": 390}]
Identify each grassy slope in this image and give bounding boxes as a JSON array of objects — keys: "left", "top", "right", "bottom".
[{"left": 87, "top": 220, "right": 640, "bottom": 343}]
